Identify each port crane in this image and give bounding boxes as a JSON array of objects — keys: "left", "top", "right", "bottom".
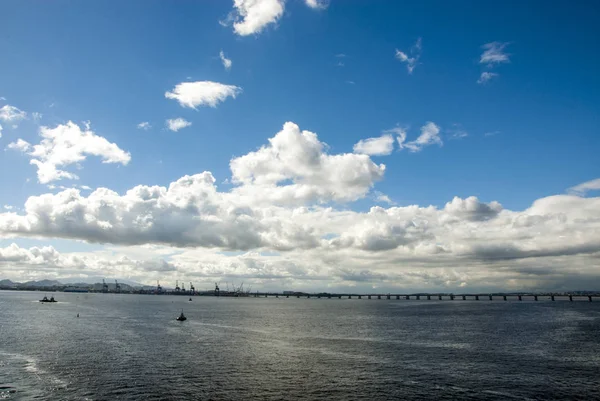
[
  {"left": 156, "top": 280, "right": 162, "bottom": 294},
  {"left": 175, "top": 280, "right": 181, "bottom": 292},
  {"left": 102, "top": 279, "right": 108, "bottom": 293},
  {"left": 190, "top": 282, "right": 195, "bottom": 294},
  {"left": 115, "top": 279, "right": 121, "bottom": 293}
]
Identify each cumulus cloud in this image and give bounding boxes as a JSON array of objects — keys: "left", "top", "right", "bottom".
[
  {"left": 305, "top": 0, "right": 328, "bottom": 9},
  {"left": 165, "top": 81, "right": 241, "bottom": 109},
  {"left": 397, "top": 122, "right": 442, "bottom": 152},
  {"left": 0, "top": 123, "right": 3, "bottom": 138},
  {"left": 0, "top": 104, "right": 26, "bottom": 123},
  {"left": 7, "top": 122, "right": 130, "bottom": 184},
  {"left": 230, "top": 122, "right": 386, "bottom": 205},
  {"left": 395, "top": 38, "right": 422, "bottom": 74},
  {"left": 166, "top": 118, "right": 192, "bottom": 132},
  {"left": 480, "top": 42, "right": 511, "bottom": 66},
  {"left": 568, "top": 178, "right": 600, "bottom": 196},
  {"left": 227, "top": 0, "right": 285, "bottom": 36},
  {"left": 137, "top": 122, "right": 151, "bottom": 130},
  {"left": 2, "top": 121, "right": 600, "bottom": 292},
  {"left": 353, "top": 134, "right": 394, "bottom": 156},
  {"left": 477, "top": 72, "right": 498, "bottom": 84},
  {"left": 7, "top": 138, "right": 31, "bottom": 152},
  {"left": 219, "top": 50, "right": 232, "bottom": 70}
]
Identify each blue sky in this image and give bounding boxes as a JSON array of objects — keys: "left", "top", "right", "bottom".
[{"left": 0, "top": 1, "right": 599, "bottom": 291}]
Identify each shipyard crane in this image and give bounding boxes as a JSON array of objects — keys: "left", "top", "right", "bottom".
[
  {"left": 157, "top": 280, "right": 162, "bottom": 294},
  {"left": 181, "top": 282, "right": 186, "bottom": 292},
  {"left": 102, "top": 279, "right": 108, "bottom": 293},
  {"left": 115, "top": 279, "right": 121, "bottom": 293},
  {"left": 190, "top": 282, "right": 195, "bottom": 294},
  {"left": 175, "top": 280, "right": 180, "bottom": 292}
]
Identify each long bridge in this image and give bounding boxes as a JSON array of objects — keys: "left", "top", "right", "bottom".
[{"left": 241, "top": 292, "right": 598, "bottom": 302}]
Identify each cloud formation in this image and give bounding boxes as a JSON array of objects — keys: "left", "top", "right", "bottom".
[
  {"left": 0, "top": 104, "right": 27, "bottom": 123},
  {"left": 353, "top": 134, "right": 394, "bottom": 156},
  {"left": 229, "top": 122, "right": 386, "bottom": 205},
  {"left": 137, "top": 122, "right": 151, "bottom": 130},
  {"left": 7, "top": 121, "right": 131, "bottom": 184},
  {"left": 568, "top": 178, "right": 600, "bottom": 196},
  {"left": 397, "top": 122, "right": 442, "bottom": 152},
  {"left": 395, "top": 38, "right": 422, "bottom": 74},
  {"left": 477, "top": 72, "right": 498, "bottom": 84},
  {"left": 305, "top": 0, "right": 328, "bottom": 9},
  {"left": 219, "top": 51, "right": 232, "bottom": 70},
  {"left": 480, "top": 42, "right": 511, "bottom": 66},
  {"left": 166, "top": 118, "right": 192, "bottom": 132},
  {"left": 165, "top": 81, "right": 241, "bottom": 109},
  {"left": 229, "top": 0, "right": 285, "bottom": 36}
]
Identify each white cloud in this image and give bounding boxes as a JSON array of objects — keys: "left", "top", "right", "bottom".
[
  {"left": 395, "top": 38, "right": 422, "bottom": 74},
  {"left": 0, "top": 123, "right": 2, "bottom": 138},
  {"left": 397, "top": 122, "right": 442, "bottom": 152},
  {"left": 7, "top": 138, "right": 31, "bottom": 152},
  {"left": 568, "top": 178, "right": 600, "bottom": 196},
  {"left": 353, "top": 134, "right": 394, "bottom": 156},
  {"left": 374, "top": 191, "right": 395, "bottom": 205},
  {"left": 335, "top": 53, "right": 346, "bottom": 58},
  {"left": 480, "top": 42, "right": 510, "bottom": 66},
  {"left": 137, "top": 122, "right": 151, "bottom": 130},
  {"left": 219, "top": 51, "right": 232, "bottom": 70},
  {"left": 477, "top": 72, "right": 498, "bottom": 84},
  {"left": 228, "top": 0, "right": 285, "bottom": 36},
  {"left": 484, "top": 131, "right": 500, "bottom": 137},
  {"left": 230, "top": 122, "right": 386, "bottom": 205},
  {"left": 305, "top": 0, "right": 328, "bottom": 9},
  {"left": 166, "top": 118, "right": 192, "bottom": 132},
  {"left": 448, "top": 124, "right": 468, "bottom": 139},
  {"left": 0, "top": 105, "right": 26, "bottom": 123},
  {"left": 31, "top": 112, "right": 42, "bottom": 122},
  {"left": 7, "top": 121, "right": 130, "bottom": 184},
  {"left": 165, "top": 81, "right": 241, "bottom": 109},
  {"left": 3, "top": 205, "right": 13, "bottom": 210}
]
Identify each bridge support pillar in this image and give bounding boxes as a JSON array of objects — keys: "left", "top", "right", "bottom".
[
  {"left": 438, "top": 295, "right": 442, "bottom": 300},
  {"left": 489, "top": 295, "right": 493, "bottom": 301},
  {"left": 462, "top": 295, "right": 466, "bottom": 301},
  {"left": 405, "top": 295, "right": 409, "bottom": 300},
  {"left": 450, "top": 294, "right": 455, "bottom": 300},
  {"left": 358, "top": 295, "right": 361, "bottom": 299},
  {"left": 551, "top": 295, "right": 555, "bottom": 301},
  {"left": 276, "top": 295, "right": 278, "bottom": 298},
  {"left": 503, "top": 295, "right": 507, "bottom": 301},
  {"left": 475, "top": 295, "right": 479, "bottom": 301},
  {"left": 387, "top": 295, "right": 391, "bottom": 300},
  {"left": 569, "top": 295, "right": 573, "bottom": 302},
  {"left": 518, "top": 295, "right": 522, "bottom": 301},
  {"left": 338, "top": 295, "right": 342, "bottom": 299},
  {"left": 427, "top": 295, "right": 431, "bottom": 300},
  {"left": 416, "top": 295, "right": 420, "bottom": 300},
  {"left": 286, "top": 295, "right": 289, "bottom": 298},
  {"left": 589, "top": 296, "right": 593, "bottom": 302},
  {"left": 368, "top": 295, "right": 371, "bottom": 299},
  {"left": 534, "top": 295, "right": 537, "bottom": 301},
  {"left": 377, "top": 295, "right": 381, "bottom": 299},
  {"left": 348, "top": 295, "right": 352, "bottom": 299},
  {"left": 396, "top": 295, "right": 400, "bottom": 300}
]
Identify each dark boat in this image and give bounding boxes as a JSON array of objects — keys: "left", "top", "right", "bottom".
[
  {"left": 39, "top": 295, "right": 57, "bottom": 303},
  {"left": 189, "top": 297, "right": 192, "bottom": 301},
  {"left": 176, "top": 310, "right": 187, "bottom": 321}
]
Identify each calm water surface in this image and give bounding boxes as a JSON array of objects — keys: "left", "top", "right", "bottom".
[{"left": 1, "top": 291, "right": 599, "bottom": 400}]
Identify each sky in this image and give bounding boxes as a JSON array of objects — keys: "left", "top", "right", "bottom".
[{"left": 0, "top": 0, "right": 599, "bottom": 292}]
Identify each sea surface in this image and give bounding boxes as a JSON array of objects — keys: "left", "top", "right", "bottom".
[{"left": 1, "top": 291, "right": 599, "bottom": 400}]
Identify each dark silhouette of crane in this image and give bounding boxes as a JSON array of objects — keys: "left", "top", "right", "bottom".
[
  {"left": 115, "top": 280, "right": 121, "bottom": 293},
  {"left": 102, "top": 279, "right": 108, "bottom": 293}
]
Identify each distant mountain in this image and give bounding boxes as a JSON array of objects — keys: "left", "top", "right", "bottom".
[
  {"left": 0, "top": 279, "right": 16, "bottom": 287},
  {"left": 22, "top": 280, "right": 62, "bottom": 287}
]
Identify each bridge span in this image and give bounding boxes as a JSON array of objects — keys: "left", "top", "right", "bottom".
[{"left": 242, "top": 293, "right": 598, "bottom": 302}]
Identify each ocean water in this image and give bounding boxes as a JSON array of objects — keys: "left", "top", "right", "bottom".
[{"left": 1, "top": 291, "right": 599, "bottom": 400}]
